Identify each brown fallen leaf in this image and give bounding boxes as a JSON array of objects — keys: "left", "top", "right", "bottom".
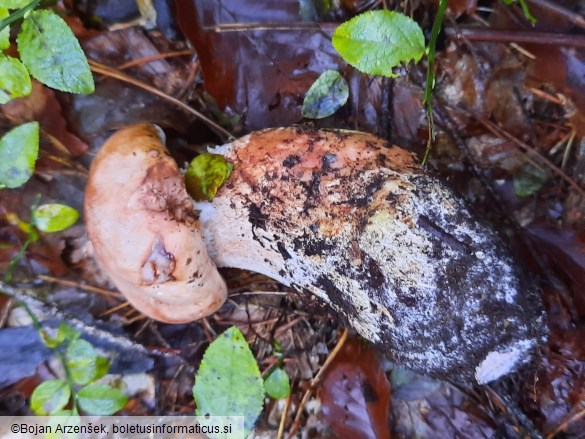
[
  {"left": 319, "top": 337, "right": 391, "bottom": 439},
  {"left": 2, "top": 82, "right": 88, "bottom": 157}
]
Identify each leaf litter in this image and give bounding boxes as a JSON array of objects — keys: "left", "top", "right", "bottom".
[{"left": 0, "top": 0, "right": 585, "bottom": 437}]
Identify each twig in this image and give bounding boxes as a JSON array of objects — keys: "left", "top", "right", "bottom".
[
  {"left": 287, "top": 329, "right": 348, "bottom": 438},
  {"left": 445, "top": 27, "right": 585, "bottom": 47},
  {"left": 485, "top": 384, "right": 545, "bottom": 439},
  {"left": 527, "top": 87, "right": 564, "bottom": 105},
  {"left": 277, "top": 391, "right": 292, "bottom": 439},
  {"left": 37, "top": 274, "right": 123, "bottom": 299},
  {"left": 99, "top": 301, "right": 132, "bottom": 318},
  {"left": 203, "top": 22, "right": 336, "bottom": 34},
  {"left": 452, "top": 106, "right": 585, "bottom": 200},
  {"left": 527, "top": 0, "right": 585, "bottom": 32},
  {"left": 88, "top": 60, "right": 233, "bottom": 141},
  {"left": 548, "top": 403, "right": 585, "bottom": 438},
  {"left": 117, "top": 50, "right": 196, "bottom": 70}
]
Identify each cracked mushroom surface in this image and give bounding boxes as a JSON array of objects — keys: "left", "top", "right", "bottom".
[{"left": 85, "top": 125, "right": 546, "bottom": 383}]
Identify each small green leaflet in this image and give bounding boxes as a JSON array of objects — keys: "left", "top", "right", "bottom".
[
  {"left": 0, "top": 121, "right": 39, "bottom": 188},
  {"left": 332, "top": 10, "right": 425, "bottom": 78},
  {"left": 66, "top": 339, "right": 101, "bottom": 386},
  {"left": 30, "top": 379, "right": 71, "bottom": 415},
  {"left": 17, "top": 10, "right": 94, "bottom": 94},
  {"left": 185, "top": 153, "right": 233, "bottom": 202},
  {"left": 40, "top": 322, "right": 80, "bottom": 349},
  {"left": 46, "top": 412, "right": 81, "bottom": 439},
  {"left": 302, "top": 70, "right": 349, "bottom": 119},
  {"left": 193, "top": 326, "right": 264, "bottom": 437},
  {"left": 264, "top": 368, "right": 290, "bottom": 399},
  {"left": 0, "top": 0, "right": 34, "bottom": 8},
  {"left": 0, "top": 54, "right": 32, "bottom": 103},
  {"left": 33, "top": 203, "right": 79, "bottom": 233},
  {"left": 0, "top": 8, "right": 9, "bottom": 50},
  {"left": 502, "top": 0, "right": 536, "bottom": 25},
  {"left": 513, "top": 164, "right": 548, "bottom": 197},
  {"left": 78, "top": 384, "right": 128, "bottom": 415}
]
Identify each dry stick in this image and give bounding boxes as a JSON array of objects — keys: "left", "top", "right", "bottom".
[
  {"left": 277, "top": 391, "right": 292, "bottom": 439},
  {"left": 88, "top": 60, "right": 232, "bottom": 141},
  {"left": 527, "top": 0, "right": 585, "bottom": 32},
  {"left": 453, "top": 106, "right": 585, "bottom": 200},
  {"left": 548, "top": 404, "right": 585, "bottom": 438},
  {"left": 37, "top": 274, "right": 123, "bottom": 299},
  {"left": 527, "top": 87, "right": 564, "bottom": 105},
  {"left": 206, "top": 20, "right": 585, "bottom": 50},
  {"left": 99, "top": 301, "right": 132, "bottom": 318},
  {"left": 445, "top": 27, "right": 585, "bottom": 47},
  {"left": 118, "top": 50, "right": 195, "bottom": 70},
  {"left": 287, "top": 329, "right": 349, "bottom": 438}
]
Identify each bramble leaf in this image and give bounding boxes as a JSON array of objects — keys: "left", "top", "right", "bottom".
[
  {"left": 0, "top": 8, "right": 9, "bottom": 50},
  {"left": 17, "top": 10, "right": 94, "bottom": 93},
  {"left": 0, "top": 54, "right": 32, "bottom": 103},
  {"left": 78, "top": 384, "right": 128, "bottom": 415},
  {"left": 332, "top": 10, "right": 425, "bottom": 78},
  {"left": 66, "top": 339, "right": 99, "bottom": 386},
  {"left": 0, "top": 1, "right": 34, "bottom": 7},
  {"left": 0, "top": 121, "right": 39, "bottom": 188},
  {"left": 30, "top": 380, "right": 70, "bottom": 415},
  {"left": 193, "top": 326, "right": 264, "bottom": 437}
]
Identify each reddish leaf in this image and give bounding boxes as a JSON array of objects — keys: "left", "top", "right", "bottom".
[
  {"left": 448, "top": 0, "right": 477, "bottom": 18},
  {"left": 320, "top": 338, "right": 391, "bottom": 439},
  {"left": 2, "top": 82, "right": 88, "bottom": 157}
]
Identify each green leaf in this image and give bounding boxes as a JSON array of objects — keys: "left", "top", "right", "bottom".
[
  {"left": 502, "top": 0, "right": 536, "bottom": 24},
  {"left": 513, "top": 164, "right": 548, "bottom": 197},
  {"left": 0, "top": 0, "right": 33, "bottom": 7},
  {"left": 17, "top": 10, "right": 94, "bottom": 93},
  {"left": 46, "top": 411, "right": 81, "bottom": 439},
  {"left": 93, "top": 356, "right": 111, "bottom": 381},
  {"left": 40, "top": 323, "right": 76, "bottom": 348},
  {"left": 264, "top": 368, "right": 290, "bottom": 399},
  {"left": 33, "top": 203, "right": 79, "bottom": 233},
  {"left": 30, "top": 379, "right": 71, "bottom": 415},
  {"left": 332, "top": 10, "right": 425, "bottom": 78},
  {"left": 66, "top": 339, "right": 99, "bottom": 386},
  {"left": 0, "top": 121, "right": 39, "bottom": 189},
  {"left": 302, "top": 70, "right": 349, "bottom": 119},
  {"left": 185, "top": 153, "right": 233, "bottom": 201},
  {"left": 0, "top": 54, "right": 32, "bottom": 103},
  {"left": 0, "top": 8, "right": 9, "bottom": 50},
  {"left": 193, "top": 326, "right": 264, "bottom": 436},
  {"left": 78, "top": 384, "right": 128, "bottom": 415}
]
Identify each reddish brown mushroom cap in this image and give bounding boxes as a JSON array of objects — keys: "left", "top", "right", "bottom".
[{"left": 85, "top": 125, "right": 227, "bottom": 323}]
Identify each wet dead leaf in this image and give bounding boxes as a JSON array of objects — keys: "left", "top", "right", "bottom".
[
  {"left": 320, "top": 337, "right": 391, "bottom": 439},
  {"left": 1, "top": 82, "right": 88, "bottom": 157},
  {"left": 174, "top": 0, "right": 391, "bottom": 133}
]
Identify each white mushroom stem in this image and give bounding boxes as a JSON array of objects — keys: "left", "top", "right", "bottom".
[
  {"left": 196, "top": 127, "right": 546, "bottom": 383},
  {"left": 85, "top": 125, "right": 546, "bottom": 383}
]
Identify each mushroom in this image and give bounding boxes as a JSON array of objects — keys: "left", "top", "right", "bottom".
[
  {"left": 85, "top": 125, "right": 227, "bottom": 323},
  {"left": 85, "top": 124, "right": 546, "bottom": 383}
]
